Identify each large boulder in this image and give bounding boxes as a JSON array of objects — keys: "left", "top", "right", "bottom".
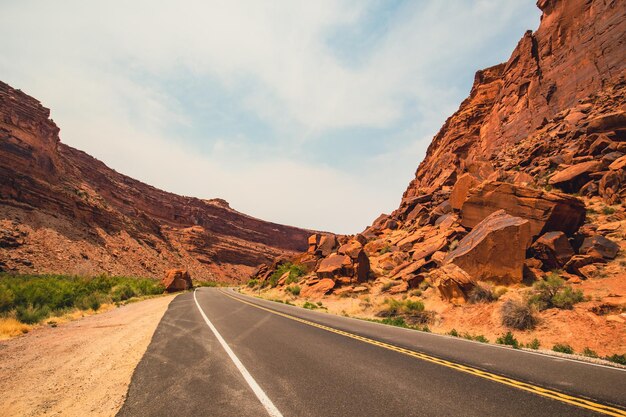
[
  {"left": 548, "top": 161, "right": 601, "bottom": 193},
  {"left": 161, "top": 269, "right": 193, "bottom": 292},
  {"left": 300, "top": 278, "right": 335, "bottom": 298},
  {"left": 446, "top": 210, "right": 532, "bottom": 284},
  {"left": 460, "top": 181, "right": 585, "bottom": 237},
  {"left": 529, "top": 231, "right": 575, "bottom": 270},
  {"left": 316, "top": 234, "right": 338, "bottom": 257},
  {"left": 316, "top": 254, "right": 352, "bottom": 279},
  {"left": 431, "top": 264, "right": 475, "bottom": 305},
  {"left": 579, "top": 235, "right": 620, "bottom": 259}
]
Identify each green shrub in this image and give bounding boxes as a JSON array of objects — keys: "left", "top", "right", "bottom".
[
  {"left": 16, "top": 305, "right": 50, "bottom": 324},
  {"left": 468, "top": 284, "right": 499, "bottom": 303},
  {"left": 268, "top": 263, "right": 307, "bottom": 287},
  {"left": 526, "top": 338, "right": 541, "bottom": 350},
  {"left": 582, "top": 347, "right": 598, "bottom": 358},
  {"left": 111, "top": 284, "right": 136, "bottom": 302},
  {"left": 303, "top": 301, "right": 318, "bottom": 310},
  {"left": 552, "top": 343, "right": 574, "bottom": 354},
  {"left": 529, "top": 274, "right": 583, "bottom": 310},
  {"left": 0, "top": 285, "right": 15, "bottom": 313},
  {"left": 381, "top": 282, "right": 394, "bottom": 291},
  {"left": 602, "top": 206, "right": 616, "bottom": 215},
  {"left": 247, "top": 279, "right": 259, "bottom": 288},
  {"left": 285, "top": 285, "right": 301, "bottom": 296},
  {"left": 380, "top": 316, "right": 407, "bottom": 327},
  {"left": 496, "top": 332, "right": 520, "bottom": 349},
  {"left": 501, "top": 299, "right": 537, "bottom": 330},
  {"left": 605, "top": 354, "right": 626, "bottom": 365},
  {"left": 473, "top": 335, "right": 489, "bottom": 343},
  {"left": 448, "top": 329, "right": 459, "bottom": 337}
]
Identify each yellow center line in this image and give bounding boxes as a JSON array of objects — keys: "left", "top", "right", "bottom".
[{"left": 218, "top": 289, "right": 626, "bottom": 417}]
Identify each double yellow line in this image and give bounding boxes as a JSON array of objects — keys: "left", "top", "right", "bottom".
[{"left": 220, "top": 290, "right": 626, "bottom": 417}]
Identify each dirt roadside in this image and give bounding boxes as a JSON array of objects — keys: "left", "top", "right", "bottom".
[{"left": 0, "top": 294, "right": 176, "bottom": 417}]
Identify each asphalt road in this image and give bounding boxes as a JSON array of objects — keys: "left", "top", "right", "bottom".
[{"left": 117, "top": 288, "right": 626, "bottom": 417}]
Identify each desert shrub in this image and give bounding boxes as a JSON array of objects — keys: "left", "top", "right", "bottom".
[
  {"left": 303, "top": 301, "right": 318, "bottom": 310},
  {"left": 473, "top": 335, "right": 489, "bottom": 343},
  {"left": 380, "top": 316, "right": 408, "bottom": 327},
  {"left": 285, "top": 285, "right": 301, "bottom": 296},
  {"left": 381, "top": 282, "right": 394, "bottom": 291},
  {"left": 526, "top": 338, "right": 541, "bottom": 350},
  {"left": 16, "top": 305, "right": 50, "bottom": 324},
  {"left": 496, "top": 331, "right": 520, "bottom": 349},
  {"left": 448, "top": 329, "right": 459, "bottom": 337},
  {"left": 552, "top": 343, "right": 574, "bottom": 354},
  {"left": 468, "top": 284, "right": 499, "bottom": 303},
  {"left": 404, "top": 299, "right": 425, "bottom": 313},
  {"left": 0, "top": 285, "right": 15, "bottom": 313},
  {"left": 501, "top": 299, "right": 537, "bottom": 330},
  {"left": 602, "top": 206, "right": 616, "bottom": 215},
  {"left": 247, "top": 279, "right": 259, "bottom": 288},
  {"left": 582, "top": 347, "right": 598, "bottom": 358},
  {"left": 268, "top": 263, "right": 307, "bottom": 287},
  {"left": 605, "top": 354, "right": 626, "bottom": 365},
  {"left": 111, "top": 284, "right": 136, "bottom": 302},
  {"left": 529, "top": 274, "right": 583, "bottom": 310}
]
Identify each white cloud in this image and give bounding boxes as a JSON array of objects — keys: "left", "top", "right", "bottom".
[{"left": 0, "top": 0, "right": 540, "bottom": 233}]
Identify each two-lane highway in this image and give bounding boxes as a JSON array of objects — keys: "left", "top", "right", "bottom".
[{"left": 117, "top": 288, "right": 626, "bottom": 417}]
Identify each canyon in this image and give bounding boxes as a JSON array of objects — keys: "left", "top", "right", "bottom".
[{"left": 248, "top": 0, "right": 626, "bottom": 356}]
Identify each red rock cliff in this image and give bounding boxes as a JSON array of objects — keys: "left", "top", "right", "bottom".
[
  {"left": 402, "top": 0, "right": 625, "bottom": 200},
  {"left": 0, "top": 81, "right": 313, "bottom": 281}
]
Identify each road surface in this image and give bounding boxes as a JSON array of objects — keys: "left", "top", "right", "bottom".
[{"left": 117, "top": 288, "right": 626, "bottom": 417}]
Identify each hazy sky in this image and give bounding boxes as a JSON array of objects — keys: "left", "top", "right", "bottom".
[{"left": 0, "top": 1, "right": 540, "bottom": 234}]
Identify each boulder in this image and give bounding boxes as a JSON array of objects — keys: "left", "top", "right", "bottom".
[
  {"left": 446, "top": 210, "right": 532, "bottom": 284},
  {"left": 300, "top": 278, "right": 335, "bottom": 298},
  {"left": 316, "top": 234, "right": 338, "bottom": 257},
  {"left": 529, "top": 231, "right": 574, "bottom": 270},
  {"left": 161, "top": 269, "right": 193, "bottom": 292},
  {"left": 450, "top": 173, "right": 480, "bottom": 210},
  {"left": 352, "top": 250, "right": 371, "bottom": 282},
  {"left": 460, "top": 181, "right": 585, "bottom": 237},
  {"left": 307, "top": 234, "right": 321, "bottom": 253},
  {"left": 338, "top": 240, "right": 364, "bottom": 259},
  {"left": 431, "top": 264, "right": 475, "bottom": 305},
  {"left": 579, "top": 235, "right": 620, "bottom": 259},
  {"left": 411, "top": 234, "right": 448, "bottom": 262},
  {"left": 316, "top": 254, "right": 352, "bottom": 279},
  {"left": 564, "top": 255, "right": 605, "bottom": 277},
  {"left": 549, "top": 161, "right": 601, "bottom": 193}
]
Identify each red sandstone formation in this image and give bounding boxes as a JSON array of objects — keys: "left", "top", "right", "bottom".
[{"left": 0, "top": 81, "right": 312, "bottom": 281}]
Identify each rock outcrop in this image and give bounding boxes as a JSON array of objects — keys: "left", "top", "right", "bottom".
[
  {"left": 162, "top": 269, "right": 193, "bottom": 292},
  {"left": 445, "top": 210, "right": 532, "bottom": 284},
  {"left": 0, "top": 81, "right": 312, "bottom": 281}
]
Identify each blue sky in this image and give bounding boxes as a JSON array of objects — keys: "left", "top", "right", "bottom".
[{"left": 0, "top": 1, "right": 540, "bottom": 233}]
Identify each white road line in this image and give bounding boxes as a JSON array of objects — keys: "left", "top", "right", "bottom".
[{"left": 193, "top": 289, "right": 284, "bottom": 417}]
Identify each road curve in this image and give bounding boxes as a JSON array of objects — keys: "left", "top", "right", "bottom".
[{"left": 117, "top": 288, "right": 626, "bottom": 417}]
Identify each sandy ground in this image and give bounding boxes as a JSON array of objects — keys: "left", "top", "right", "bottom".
[{"left": 0, "top": 294, "right": 175, "bottom": 417}]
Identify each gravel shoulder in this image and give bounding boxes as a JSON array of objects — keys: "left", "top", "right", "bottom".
[{"left": 0, "top": 294, "right": 176, "bottom": 417}]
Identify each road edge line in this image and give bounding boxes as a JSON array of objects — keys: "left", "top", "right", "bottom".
[{"left": 193, "top": 289, "right": 283, "bottom": 417}]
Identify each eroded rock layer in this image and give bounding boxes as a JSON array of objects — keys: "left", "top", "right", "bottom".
[{"left": 0, "top": 81, "right": 312, "bottom": 281}]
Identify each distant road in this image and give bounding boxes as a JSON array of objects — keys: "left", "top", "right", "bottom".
[{"left": 118, "top": 288, "right": 626, "bottom": 417}]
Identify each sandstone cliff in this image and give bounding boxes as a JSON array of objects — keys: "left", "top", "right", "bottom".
[
  {"left": 401, "top": 0, "right": 625, "bottom": 201},
  {"left": 0, "top": 81, "right": 312, "bottom": 281}
]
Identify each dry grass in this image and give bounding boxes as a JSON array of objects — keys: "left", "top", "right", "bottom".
[{"left": 0, "top": 317, "right": 32, "bottom": 339}]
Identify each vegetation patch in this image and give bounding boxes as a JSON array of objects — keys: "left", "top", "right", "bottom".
[
  {"left": 0, "top": 273, "right": 165, "bottom": 326},
  {"left": 267, "top": 263, "right": 307, "bottom": 288},
  {"left": 552, "top": 343, "right": 574, "bottom": 354},
  {"left": 501, "top": 299, "right": 537, "bottom": 330},
  {"left": 528, "top": 273, "right": 584, "bottom": 310},
  {"left": 496, "top": 331, "right": 520, "bottom": 349},
  {"left": 285, "top": 285, "right": 301, "bottom": 296}
]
